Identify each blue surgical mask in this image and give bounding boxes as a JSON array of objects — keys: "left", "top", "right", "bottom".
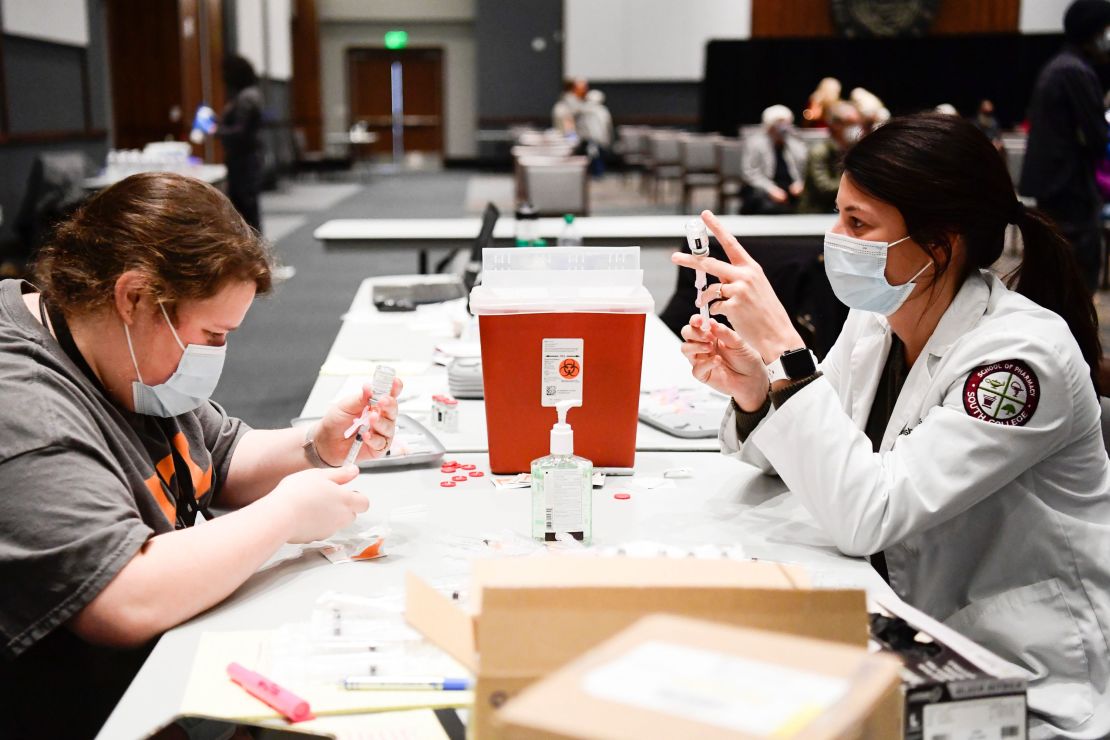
[
  {"left": 823, "top": 231, "right": 933, "bottom": 316},
  {"left": 124, "top": 303, "right": 226, "bottom": 417}
]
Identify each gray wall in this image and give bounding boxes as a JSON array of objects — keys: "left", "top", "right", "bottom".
[
  {"left": 475, "top": 0, "right": 563, "bottom": 123},
  {"left": 0, "top": 0, "right": 110, "bottom": 244},
  {"left": 473, "top": 0, "right": 700, "bottom": 134},
  {"left": 597, "top": 82, "right": 701, "bottom": 127}
]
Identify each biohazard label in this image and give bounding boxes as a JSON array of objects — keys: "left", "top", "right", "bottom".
[
  {"left": 963, "top": 359, "right": 1039, "bottom": 427},
  {"left": 542, "top": 338, "right": 584, "bottom": 407}
]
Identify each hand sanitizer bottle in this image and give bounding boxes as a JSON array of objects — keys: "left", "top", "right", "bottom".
[{"left": 531, "top": 400, "right": 592, "bottom": 544}]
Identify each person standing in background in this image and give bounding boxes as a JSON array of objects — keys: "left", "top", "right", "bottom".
[
  {"left": 1020, "top": 0, "right": 1110, "bottom": 294},
  {"left": 973, "top": 99, "right": 1005, "bottom": 154},
  {"left": 551, "top": 78, "right": 587, "bottom": 137},
  {"left": 578, "top": 89, "right": 614, "bottom": 177},
  {"left": 218, "top": 56, "right": 265, "bottom": 233}
]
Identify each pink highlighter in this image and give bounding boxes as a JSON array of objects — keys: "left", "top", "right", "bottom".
[{"left": 227, "top": 662, "right": 315, "bottom": 723}]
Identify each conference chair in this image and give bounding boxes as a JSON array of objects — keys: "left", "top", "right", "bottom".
[
  {"left": 1001, "top": 134, "right": 1026, "bottom": 187},
  {"left": 513, "top": 151, "right": 575, "bottom": 207},
  {"left": 290, "top": 128, "right": 354, "bottom": 180},
  {"left": 521, "top": 156, "right": 590, "bottom": 216},
  {"left": 679, "top": 133, "right": 723, "bottom": 213},
  {"left": 716, "top": 138, "right": 746, "bottom": 215},
  {"left": 615, "top": 125, "right": 649, "bottom": 185},
  {"left": 646, "top": 131, "right": 683, "bottom": 205},
  {"left": 10, "top": 152, "right": 90, "bottom": 267}
]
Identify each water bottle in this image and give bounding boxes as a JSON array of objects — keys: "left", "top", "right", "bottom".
[
  {"left": 557, "top": 214, "right": 582, "bottom": 246},
  {"left": 515, "top": 203, "right": 539, "bottom": 247}
]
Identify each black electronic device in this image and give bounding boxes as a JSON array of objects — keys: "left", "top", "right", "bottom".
[
  {"left": 464, "top": 202, "right": 499, "bottom": 294},
  {"left": 146, "top": 710, "right": 466, "bottom": 740},
  {"left": 146, "top": 715, "right": 333, "bottom": 739}
]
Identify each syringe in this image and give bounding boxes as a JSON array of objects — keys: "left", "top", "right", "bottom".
[
  {"left": 685, "top": 219, "right": 711, "bottom": 320},
  {"left": 344, "top": 365, "right": 397, "bottom": 466}
]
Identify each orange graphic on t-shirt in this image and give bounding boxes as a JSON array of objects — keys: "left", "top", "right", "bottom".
[{"left": 143, "top": 433, "right": 213, "bottom": 524}]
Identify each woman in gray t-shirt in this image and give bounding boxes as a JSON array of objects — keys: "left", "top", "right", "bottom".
[{"left": 0, "top": 172, "right": 401, "bottom": 737}]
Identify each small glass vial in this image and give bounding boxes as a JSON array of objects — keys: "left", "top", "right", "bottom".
[{"left": 531, "top": 401, "right": 592, "bottom": 543}]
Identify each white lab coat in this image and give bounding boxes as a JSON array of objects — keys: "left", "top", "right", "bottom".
[{"left": 722, "top": 270, "right": 1110, "bottom": 739}]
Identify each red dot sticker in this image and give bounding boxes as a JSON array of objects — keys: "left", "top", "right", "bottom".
[
  {"left": 440, "top": 466, "right": 457, "bottom": 474},
  {"left": 614, "top": 493, "right": 631, "bottom": 500},
  {"left": 440, "top": 481, "right": 456, "bottom": 488},
  {"left": 469, "top": 471, "right": 484, "bottom": 477},
  {"left": 445, "top": 460, "right": 459, "bottom": 467},
  {"left": 452, "top": 475, "right": 468, "bottom": 482},
  {"left": 461, "top": 464, "right": 476, "bottom": 471}
]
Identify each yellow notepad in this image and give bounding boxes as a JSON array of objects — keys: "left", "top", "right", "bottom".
[{"left": 181, "top": 630, "right": 472, "bottom": 721}]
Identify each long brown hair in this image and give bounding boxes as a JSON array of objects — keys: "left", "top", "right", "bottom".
[
  {"left": 844, "top": 113, "right": 1102, "bottom": 395},
  {"left": 35, "top": 172, "right": 273, "bottom": 317}
]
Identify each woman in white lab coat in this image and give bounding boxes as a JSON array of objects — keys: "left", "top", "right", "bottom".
[{"left": 674, "top": 113, "right": 1110, "bottom": 739}]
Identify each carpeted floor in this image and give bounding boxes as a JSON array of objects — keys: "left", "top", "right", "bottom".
[{"left": 212, "top": 171, "right": 474, "bottom": 428}]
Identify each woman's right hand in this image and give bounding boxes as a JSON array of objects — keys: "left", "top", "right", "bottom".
[
  {"left": 264, "top": 465, "right": 368, "bottom": 543},
  {"left": 680, "top": 315, "right": 769, "bottom": 412}
]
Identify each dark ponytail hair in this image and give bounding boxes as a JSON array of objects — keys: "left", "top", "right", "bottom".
[{"left": 843, "top": 112, "right": 1102, "bottom": 395}]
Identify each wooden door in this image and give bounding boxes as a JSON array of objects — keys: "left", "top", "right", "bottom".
[
  {"left": 106, "top": 0, "right": 224, "bottom": 157},
  {"left": 346, "top": 47, "right": 444, "bottom": 155}
]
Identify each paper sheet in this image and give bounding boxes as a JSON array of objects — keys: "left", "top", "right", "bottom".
[
  {"left": 181, "top": 631, "right": 471, "bottom": 721},
  {"left": 582, "top": 640, "right": 849, "bottom": 735},
  {"left": 296, "top": 709, "right": 453, "bottom": 740}
]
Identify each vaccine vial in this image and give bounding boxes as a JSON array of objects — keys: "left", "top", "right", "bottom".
[
  {"left": 370, "top": 365, "right": 395, "bottom": 405},
  {"left": 685, "top": 219, "right": 710, "bottom": 256}
]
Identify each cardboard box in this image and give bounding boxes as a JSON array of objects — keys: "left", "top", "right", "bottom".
[
  {"left": 495, "top": 613, "right": 904, "bottom": 739},
  {"left": 405, "top": 557, "right": 869, "bottom": 738},
  {"left": 871, "top": 595, "right": 1028, "bottom": 740}
]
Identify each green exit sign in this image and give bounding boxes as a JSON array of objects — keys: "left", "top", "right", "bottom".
[{"left": 384, "top": 30, "right": 408, "bottom": 50}]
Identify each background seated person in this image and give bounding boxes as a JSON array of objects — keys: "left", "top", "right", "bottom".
[
  {"left": 740, "top": 104, "right": 807, "bottom": 215},
  {"left": 800, "top": 101, "right": 863, "bottom": 214}
]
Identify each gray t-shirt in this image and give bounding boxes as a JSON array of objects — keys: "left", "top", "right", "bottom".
[{"left": 0, "top": 279, "right": 250, "bottom": 659}]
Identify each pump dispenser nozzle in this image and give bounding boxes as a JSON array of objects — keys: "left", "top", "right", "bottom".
[{"left": 550, "top": 400, "right": 580, "bottom": 455}]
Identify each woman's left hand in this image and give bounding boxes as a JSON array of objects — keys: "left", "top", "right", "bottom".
[
  {"left": 672, "top": 210, "right": 805, "bottom": 364},
  {"left": 313, "top": 377, "right": 404, "bottom": 466}
]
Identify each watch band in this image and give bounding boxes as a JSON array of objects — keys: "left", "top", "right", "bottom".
[
  {"left": 303, "top": 423, "right": 339, "bottom": 469},
  {"left": 766, "top": 348, "right": 818, "bottom": 383}
]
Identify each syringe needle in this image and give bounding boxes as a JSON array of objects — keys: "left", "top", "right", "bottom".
[
  {"left": 695, "top": 269, "right": 709, "bottom": 319},
  {"left": 344, "top": 425, "right": 368, "bottom": 467}
]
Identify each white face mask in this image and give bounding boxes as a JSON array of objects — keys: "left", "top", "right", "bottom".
[
  {"left": 124, "top": 303, "right": 226, "bottom": 417},
  {"left": 823, "top": 231, "right": 933, "bottom": 316},
  {"left": 1097, "top": 27, "right": 1110, "bottom": 54}
]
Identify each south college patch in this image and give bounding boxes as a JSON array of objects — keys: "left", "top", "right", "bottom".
[{"left": 963, "top": 359, "right": 1040, "bottom": 426}]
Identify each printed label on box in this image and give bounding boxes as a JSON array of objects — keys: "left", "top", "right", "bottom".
[
  {"left": 922, "top": 695, "right": 1026, "bottom": 740},
  {"left": 581, "top": 640, "right": 849, "bottom": 735},
  {"left": 541, "top": 338, "right": 584, "bottom": 407}
]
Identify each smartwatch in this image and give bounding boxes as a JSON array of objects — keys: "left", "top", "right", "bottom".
[{"left": 766, "top": 348, "right": 818, "bottom": 383}]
